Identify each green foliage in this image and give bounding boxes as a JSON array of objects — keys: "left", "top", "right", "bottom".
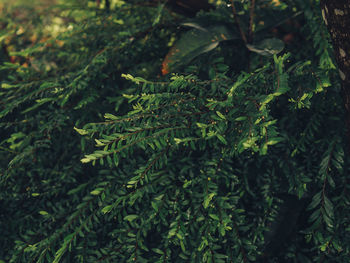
[
  {"left": 162, "top": 24, "right": 239, "bottom": 74},
  {"left": 1, "top": 0, "right": 350, "bottom": 262}
]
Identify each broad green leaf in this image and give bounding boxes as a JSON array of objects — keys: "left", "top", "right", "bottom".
[
  {"left": 74, "top": 127, "right": 89, "bottom": 135},
  {"left": 124, "top": 214, "right": 138, "bottom": 222},
  {"left": 203, "top": 193, "right": 216, "bottom": 209},
  {"left": 216, "top": 134, "right": 227, "bottom": 145},
  {"left": 152, "top": 248, "right": 164, "bottom": 255},
  {"left": 80, "top": 158, "right": 92, "bottom": 163},
  {"left": 101, "top": 205, "right": 113, "bottom": 214},
  {"left": 307, "top": 191, "right": 322, "bottom": 210},
  {"left": 246, "top": 38, "right": 284, "bottom": 56},
  {"left": 90, "top": 188, "right": 103, "bottom": 195},
  {"left": 235, "top": 116, "right": 247, "bottom": 121},
  {"left": 162, "top": 25, "right": 238, "bottom": 74},
  {"left": 104, "top": 113, "right": 119, "bottom": 120},
  {"left": 39, "top": 211, "right": 49, "bottom": 215},
  {"left": 209, "top": 214, "right": 220, "bottom": 220},
  {"left": 216, "top": 111, "right": 226, "bottom": 120}
]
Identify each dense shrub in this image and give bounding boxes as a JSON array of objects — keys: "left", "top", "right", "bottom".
[{"left": 1, "top": 0, "right": 349, "bottom": 262}]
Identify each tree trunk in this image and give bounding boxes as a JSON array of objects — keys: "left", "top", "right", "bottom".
[{"left": 320, "top": 1, "right": 350, "bottom": 151}]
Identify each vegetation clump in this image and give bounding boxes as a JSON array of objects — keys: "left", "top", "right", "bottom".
[{"left": 0, "top": 0, "right": 349, "bottom": 262}]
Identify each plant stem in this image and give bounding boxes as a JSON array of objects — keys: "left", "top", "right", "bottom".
[
  {"left": 230, "top": 0, "right": 248, "bottom": 44},
  {"left": 248, "top": 0, "right": 256, "bottom": 43}
]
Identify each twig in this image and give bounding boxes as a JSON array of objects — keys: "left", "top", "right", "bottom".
[{"left": 230, "top": 0, "right": 247, "bottom": 44}]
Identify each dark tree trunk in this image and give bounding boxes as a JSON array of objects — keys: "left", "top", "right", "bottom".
[{"left": 320, "top": 1, "right": 350, "bottom": 151}]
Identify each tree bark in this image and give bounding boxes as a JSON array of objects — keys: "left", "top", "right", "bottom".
[{"left": 320, "top": 1, "right": 350, "bottom": 151}]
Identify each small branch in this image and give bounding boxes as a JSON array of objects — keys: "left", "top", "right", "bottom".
[
  {"left": 230, "top": 0, "right": 248, "bottom": 44},
  {"left": 141, "top": 146, "right": 170, "bottom": 178}
]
